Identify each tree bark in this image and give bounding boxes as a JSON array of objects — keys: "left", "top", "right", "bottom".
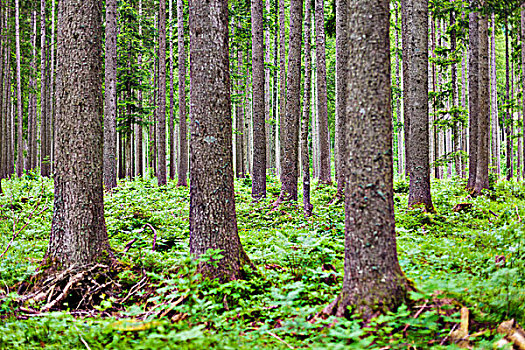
[
  {"left": 315, "top": 0, "right": 331, "bottom": 184},
  {"left": 188, "top": 0, "right": 251, "bottom": 281},
  {"left": 251, "top": 0, "right": 266, "bottom": 199},
  {"left": 136, "top": 0, "right": 144, "bottom": 177},
  {"left": 467, "top": 8, "right": 479, "bottom": 190},
  {"left": 177, "top": 0, "right": 188, "bottom": 187},
  {"left": 327, "top": 0, "right": 408, "bottom": 320},
  {"left": 14, "top": 0, "right": 23, "bottom": 177},
  {"left": 491, "top": 14, "right": 500, "bottom": 175},
  {"left": 278, "top": 0, "right": 303, "bottom": 202},
  {"left": 473, "top": 14, "right": 489, "bottom": 195},
  {"left": 450, "top": 9, "right": 461, "bottom": 177},
  {"left": 522, "top": 6, "right": 525, "bottom": 178},
  {"left": 301, "top": 0, "right": 313, "bottom": 216},
  {"left": 402, "top": 0, "right": 433, "bottom": 211},
  {"left": 47, "top": 0, "right": 110, "bottom": 266},
  {"left": 27, "top": 10, "right": 37, "bottom": 171},
  {"left": 235, "top": 46, "right": 245, "bottom": 179},
  {"left": 157, "top": 0, "right": 167, "bottom": 186},
  {"left": 505, "top": 16, "right": 511, "bottom": 180},
  {"left": 169, "top": 0, "right": 175, "bottom": 180},
  {"left": 104, "top": 0, "right": 118, "bottom": 190},
  {"left": 40, "top": 0, "right": 50, "bottom": 177},
  {"left": 277, "top": 0, "right": 286, "bottom": 176},
  {"left": 335, "top": 0, "right": 347, "bottom": 198}
]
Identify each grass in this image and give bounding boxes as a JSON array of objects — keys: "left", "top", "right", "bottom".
[{"left": 0, "top": 171, "right": 524, "bottom": 349}]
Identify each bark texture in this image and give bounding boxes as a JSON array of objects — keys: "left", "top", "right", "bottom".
[
  {"left": 327, "top": 0, "right": 408, "bottom": 319},
  {"left": 467, "top": 9, "right": 479, "bottom": 190},
  {"left": 473, "top": 14, "right": 490, "bottom": 195},
  {"left": 157, "top": 0, "right": 167, "bottom": 186},
  {"left": 40, "top": 0, "right": 50, "bottom": 177},
  {"left": 251, "top": 0, "right": 266, "bottom": 199},
  {"left": 279, "top": 0, "right": 303, "bottom": 201},
  {"left": 177, "top": 0, "right": 188, "bottom": 187},
  {"left": 301, "top": 0, "right": 313, "bottom": 216},
  {"left": 48, "top": 0, "right": 110, "bottom": 266},
  {"left": 315, "top": 0, "right": 331, "bottom": 184},
  {"left": 402, "top": 0, "right": 433, "bottom": 211},
  {"left": 169, "top": 0, "right": 175, "bottom": 180},
  {"left": 188, "top": 0, "right": 251, "bottom": 281},
  {"left": 14, "top": 0, "right": 22, "bottom": 177},
  {"left": 104, "top": 0, "right": 118, "bottom": 190},
  {"left": 335, "top": 0, "right": 347, "bottom": 198}
]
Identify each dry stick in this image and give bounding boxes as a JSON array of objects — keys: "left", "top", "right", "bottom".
[
  {"left": 0, "top": 206, "right": 48, "bottom": 259},
  {"left": 440, "top": 322, "right": 459, "bottom": 346},
  {"left": 267, "top": 332, "right": 294, "bottom": 349},
  {"left": 515, "top": 205, "right": 521, "bottom": 222},
  {"left": 402, "top": 301, "right": 429, "bottom": 333},
  {"left": 143, "top": 223, "right": 157, "bottom": 251}
]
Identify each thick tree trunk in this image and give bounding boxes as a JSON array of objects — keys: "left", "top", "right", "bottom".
[
  {"left": 277, "top": 0, "right": 286, "bottom": 176},
  {"left": 188, "top": 0, "right": 251, "bottom": 281},
  {"left": 334, "top": 0, "right": 347, "bottom": 198},
  {"left": 177, "top": 0, "right": 188, "bottom": 187},
  {"left": 326, "top": 0, "right": 408, "bottom": 320},
  {"left": 315, "top": 0, "right": 331, "bottom": 184},
  {"left": 157, "top": 0, "right": 167, "bottom": 186},
  {"left": 402, "top": 0, "right": 433, "bottom": 211},
  {"left": 278, "top": 0, "right": 303, "bottom": 202},
  {"left": 14, "top": 0, "right": 23, "bottom": 177},
  {"left": 394, "top": 2, "right": 403, "bottom": 177},
  {"left": 301, "top": 0, "right": 313, "bottom": 216},
  {"left": 104, "top": 0, "right": 118, "bottom": 190},
  {"left": 50, "top": 0, "right": 56, "bottom": 172},
  {"left": 467, "top": 9, "right": 479, "bottom": 190},
  {"left": 473, "top": 14, "right": 489, "bottom": 195},
  {"left": 48, "top": 0, "right": 110, "bottom": 266},
  {"left": 251, "top": 0, "right": 266, "bottom": 199}
]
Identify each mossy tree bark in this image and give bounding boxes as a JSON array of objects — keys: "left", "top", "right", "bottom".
[
  {"left": 47, "top": 0, "right": 111, "bottom": 267},
  {"left": 326, "top": 0, "right": 408, "bottom": 320},
  {"left": 188, "top": 0, "right": 251, "bottom": 281}
]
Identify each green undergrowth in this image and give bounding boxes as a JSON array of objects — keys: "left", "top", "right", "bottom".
[{"left": 0, "top": 173, "right": 524, "bottom": 349}]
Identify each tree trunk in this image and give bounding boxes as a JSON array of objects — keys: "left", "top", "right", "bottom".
[
  {"left": 505, "top": 16, "right": 511, "bottom": 180},
  {"left": 40, "top": 0, "right": 50, "bottom": 177},
  {"left": 177, "top": 0, "right": 188, "bottom": 187},
  {"left": 265, "top": 0, "right": 272, "bottom": 170},
  {"left": 104, "top": 0, "right": 118, "bottom": 190},
  {"left": 394, "top": 1, "right": 403, "bottom": 177},
  {"left": 491, "top": 14, "right": 500, "bottom": 175},
  {"left": 301, "top": 0, "right": 313, "bottom": 216},
  {"left": 50, "top": 0, "right": 56, "bottom": 172},
  {"left": 334, "top": 0, "right": 347, "bottom": 197},
  {"left": 450, "top": 9, "right": 461, "bottom": 176},
  {"left": 278, "top": 0, "right": 303, "bottom": 202},
  {"left": 0, "top": 0, "right": 4, "bottom": 186},
  {"left": 48, "top": 0, "right": 110, "bottom": 266},
  {"left": 188, "top": 0, "right": 251, "bottom": 281},
  {"left": 467, "top": 8, "right": 479, "bottom": 190},
  {"left": 315, "top": 0, "right": 331, "bottom": 184},
  {"left": 27, "top": 10, "right": 37, "bottom": 171},
  {"left": 14, "top": 0, "right": 23, "bottom": 177},
  {"left": 136, "top": 0, "right": 144, "bottom": 177},
  {"left": 169, "top": 0, "right": 175, "bottom": 180},
  {"left": 326, "top": 0, "right": 408, "bottom": 320},
  {"left": 522, "top": 5, "right": 525, "bottom": 178},
  {"left": 402, "top": 0, "right": 433, "bottom": 211},
  {"left": 251, "top": 0, "right": 266, "bottom": 199},
  {"left": 235, "top": 47, "right": 245, "bottom": 179},
  {"left": 473, "top": 14, "right": 489, "bottom": 195},
  {"left": 157, "top": 0, "right": 167, "bottom": 186},
  {"left": 278, "top": 0, "right": 286, "bottom": 176}
]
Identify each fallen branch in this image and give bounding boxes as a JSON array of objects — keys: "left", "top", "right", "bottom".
[
  {"left": 267, "top": 332, "right": 294, "bottom": 349},
  {"left": 143, "top": 223, "right": 157, "bottom": 251},
  {"left": 515, "top": 205, "right": 521, "bottom": 223},
  {"left": 0, "top": 206, "right": 48, "bottom": 260}
]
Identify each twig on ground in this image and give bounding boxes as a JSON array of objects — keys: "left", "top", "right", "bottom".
[
  {"left": 143, "top": 223, "right": 157, "bottom": 251},
  {"left": 267, "top": 332, "right": 294, "bottom": 349}
]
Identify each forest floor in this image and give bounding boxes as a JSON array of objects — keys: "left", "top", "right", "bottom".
[{"left": 0, "top": 173, "right": 524, "bottom": 349}]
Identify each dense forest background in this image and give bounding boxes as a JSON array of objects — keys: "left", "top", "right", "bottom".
[{"left": 0, "top": 0, "right": 525, "bottom": 349}]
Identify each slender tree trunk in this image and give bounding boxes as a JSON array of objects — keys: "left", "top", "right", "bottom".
[
  {"left": 522, "top": 5, "right": 525, "bottom": 178},
  {"left": 50, "top": 0, "right": 55, "bottom": 171},
  {"left": 467, "top": 8, "right": 479, "bottom": 190},
  {"left": 48, "top": 0, "right": 110, "bottom": 267},
  {"left": 473, "top": 14, "right": 489, "bottom": 195},
  {"left": 157, "top": 0, "right": 167, "bottom": 185},
  {"left": 251, "top": 0, "right": 266, "bottom": 198},
  {"left": 188, "top": 0, "right": 251, "bottom": 281},
  {"left": 136, "top": 0, "right": 144, "bottom": 177},
  {"left": 301, "top": 0, "right": 313, "bottom": 216},
  {"left": 235, "top": 47, "right": 245, "bottom": 179},
  {"left": 27, "top": 10, "right": 37, "bottom": 171},
  {"left": 14, "top": 0, "right": 23, "bottom": 177},
  {"left": 402, "top": 0, "right": 433, "bottom": 211},
  {"left": 177, "top": 0, "right": 188, "bottom": 187},
  {"left": 278, "top": 0, "right": 286, "bottom": 176},
  {"left": 265, "top": 0, "right": 271, "bottom": 170},
  {"left": 104, "top": 0, "right": 118, "bottom": 190},
  {"left": 334, "top": 0, "right": 347, "bottom": 197},
  {"left": 40, "top": 0, "right": 50, "bottom": 177},
  {"left": 450, "top": 9, "right": 461, "bottom": 176},
  {"left": 169, "top": 0, "right": 175, "bottom": 180},
  {"left": 0, "top": 0, "right": 4, "bottom": 185},
  {"left": 278, "top": 0, "right": 303, "bottom": 202},
  {"left": 491, "top": 14, "right": 500, "bottom": 175},
  {"left": 431, "top": 17, "right": 439, "bottom": 179},
  {"left": 395, "top": 2, "right": 403, "bottom": 177},
  {"left": 505, "top": 16, "right": 511, "bottom": 180},
  {"left": 326, "top": 0, "right": 408, "bottom": 319},
  {"left": 315, "top": 0, "right": 331, "bottom": 184}
]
